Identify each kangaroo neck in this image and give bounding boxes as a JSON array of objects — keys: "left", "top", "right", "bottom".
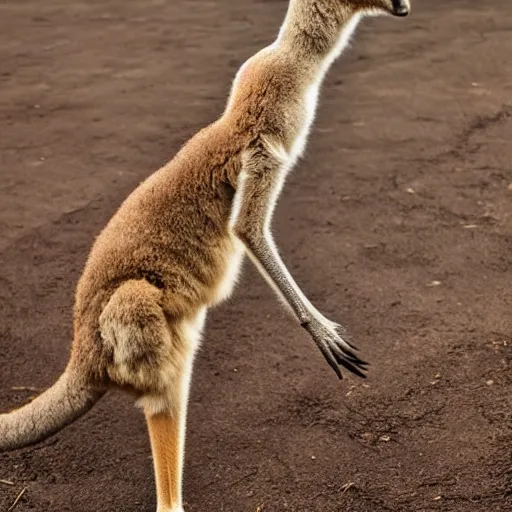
[{"left": 276, "top": 2, "right": 362, "bottom": 80}]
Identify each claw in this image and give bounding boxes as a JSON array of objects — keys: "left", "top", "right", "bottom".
[
  {"left": 330, "top": 344, "right": 368, "bottom": 378},
  {"left": 347, "top": 354, "right": 369, "bottom": 367},
  {"left": 337, "top": 347, "right": 368, "bottom": 366},
  {"left": 338, "top": 358, "right": 367, "bottom": 379},
  {"left": 333, "top": 325, "right": 360, "bottom": 351},
  {"left": 318, "top": 343, "right": 343, "bottom": 380},
  {"left": 309, "top": 321, "right": 368, "bottom": 379},
  {"left": 343, "top": 339, "right": 360, "bottom": 351},
  {"left": 332, "top": 340, "right": 361, "bottom": 364}
]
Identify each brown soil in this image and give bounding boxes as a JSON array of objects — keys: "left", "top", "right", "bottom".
[{"left": 1, "top": 0, "right": 511, "bottom": 511}]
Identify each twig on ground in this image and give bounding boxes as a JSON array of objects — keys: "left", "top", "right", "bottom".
[
  {"left": 341, "top": 482, "right": 355, "bottom": 495},
  {"left": 7, "top": 488, "right": 26, "bottom": 512}
]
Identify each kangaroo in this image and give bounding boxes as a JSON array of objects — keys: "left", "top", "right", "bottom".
[{"left": 0, "top": 0, "right": 410, "bottom": 510}]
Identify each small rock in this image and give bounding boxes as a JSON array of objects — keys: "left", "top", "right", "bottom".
[{"left": 360, "top": 432, "right": 374, "bottom": 444}]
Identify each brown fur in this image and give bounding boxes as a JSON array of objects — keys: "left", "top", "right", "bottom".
[{"left": 0, "top": 1, "right": 410, "bottom": 510}]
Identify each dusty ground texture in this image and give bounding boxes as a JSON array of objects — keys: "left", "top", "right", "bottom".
[{"left": 1, "top": 0, "right": 511, "bottom": 510}]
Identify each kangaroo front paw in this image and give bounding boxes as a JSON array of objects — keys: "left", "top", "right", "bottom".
[{"left": 303, "top": 318, "right": 368, "bottom": 379}]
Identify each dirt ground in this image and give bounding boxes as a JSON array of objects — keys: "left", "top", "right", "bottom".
[{"left": 1, "top": 0, "right": 511, "bottom": 510}]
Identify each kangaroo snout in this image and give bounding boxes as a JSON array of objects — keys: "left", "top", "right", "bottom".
[{"left": 392, "top": 0, "right": 410, "bottom": 16}]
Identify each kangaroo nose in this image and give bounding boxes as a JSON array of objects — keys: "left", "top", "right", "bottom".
[{"left": 392, "top": 0, "right": 410, "bottom": 16}]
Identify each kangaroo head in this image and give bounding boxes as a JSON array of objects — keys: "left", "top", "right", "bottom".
[{"left": 344, "top": 0, "right": 410, "bottom": 17}]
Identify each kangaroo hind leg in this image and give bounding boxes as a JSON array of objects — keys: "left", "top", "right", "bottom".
[
  {"left": 143, "top": 311, "right": 205, "bottom": 512},
  {"left": 100, "top": 279, "right": 205, "bottom": 512},
  {"left": 100, "top": 279, "right": 184, "bottom": 398},
  {"left": 144, "top": 364, "right": 192, "bottom": 512}
]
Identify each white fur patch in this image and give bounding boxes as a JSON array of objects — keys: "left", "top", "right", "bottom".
[
  {"left": 211, "top": 238, "right": 245, "bottom": 305},
  {"left": 136, "top": 308, "right": 207, "bottom": 416},
  {"left": 324, "top": 14, "right": 361, "bottom": 72},
  {"left": 288, "top": 14, "right": 361, "bottom": 164}
]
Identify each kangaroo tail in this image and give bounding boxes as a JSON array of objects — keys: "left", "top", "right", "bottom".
[{"left": 0, "top": 367, "right": 105, "bottom": 451}]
